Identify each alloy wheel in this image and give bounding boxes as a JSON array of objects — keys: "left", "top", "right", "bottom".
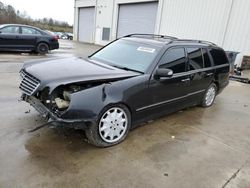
[{"left": 205, "top": 86, "right": 216, "bottom": 106}]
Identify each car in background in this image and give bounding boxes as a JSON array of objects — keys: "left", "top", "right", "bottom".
[
  {"left": 54, "top": 32, "right": 63, "bottom": 39},
  {"left": 61, "top": 32, "right": 73, "bottom": 40},
  {"left": 0, "top": 24, "right": 59, "bottom": 54},
  {"left": 20, "top": 34, "right": 230, "bottom": 147}
]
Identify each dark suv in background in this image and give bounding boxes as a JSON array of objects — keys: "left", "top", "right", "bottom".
[
  {"left": 0, "top": 24, "right": 59, "bottom": 54},
  {"left": 20, "top": 34, "right": 230, "bottom": 147}
]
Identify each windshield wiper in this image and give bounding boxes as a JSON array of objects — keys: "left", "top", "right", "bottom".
[
  {"left": 89, "top": 57, "right": 143, "bottom": 74},
  {"left": 110, "top": 64, "right": 143, "bottom": 74}
]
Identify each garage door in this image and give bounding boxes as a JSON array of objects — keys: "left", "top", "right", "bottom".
[
  {"left": 117, "top": 2, "right": 158, "bottom": 38},
  {"left": 78, "top": 7, "right": 95, "bottom": 43}
]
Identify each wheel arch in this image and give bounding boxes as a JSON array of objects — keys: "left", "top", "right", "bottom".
[
  {"left": 36, "top": 41, "right": 50, "bottom": 50},
  {"left": 98, "top": 102, "right": 133, "bottom": 121}
]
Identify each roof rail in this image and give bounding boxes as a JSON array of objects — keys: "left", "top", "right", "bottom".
[
  {"left": 123, "top": 34, "right": 178, "bottom": 40},
  {"left": 172, "top": 39, "right": 217, "bottom": 46},
  {"left": 199, "top": 40, "right": 217, "bottom": 46}
]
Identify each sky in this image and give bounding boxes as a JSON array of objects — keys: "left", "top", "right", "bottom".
[{"left": 1, "top": 0, "right": 74, "bottom": 25}]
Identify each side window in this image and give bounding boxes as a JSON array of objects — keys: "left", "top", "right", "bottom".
[
  {"left": 0, "top": 26, "right": 19, "bottom": 34},
  {"left": 22, "top": 27, "right": 41, "bottom": 35},
  {"left": 209, "top": 49, "right": 228, "bottom": 66},
  {"left": 202, "top": 48, "right": 212, "bottom": 68},
  {"left": 159, "top": 48, "right": 186, "bottom": 74},
  {"left": 187, "top": 48, "right": 203, "bottom": 70}
]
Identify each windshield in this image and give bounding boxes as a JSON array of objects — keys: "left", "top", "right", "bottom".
[{"left": 90, "top": 39, "right": 160, "bottom": 73}]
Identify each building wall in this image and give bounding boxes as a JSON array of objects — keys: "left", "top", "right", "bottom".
[
  {"left": 110, "top": 0, "right": 159, "bottom": 42},
  {"left": 222, "top": 0, "right": 250, "bottom": 54},
  {"left": 74, "top": 0, "right": 250, "bottom": 54},
  {"left": 158, "top": 0, "right": 232, "bottom": 46},
  {"left": 74, "top": 0, "right": 96, "bottom": 42},
  {"left": 74, "top": 0, "right": 159, "bottom": 45}
]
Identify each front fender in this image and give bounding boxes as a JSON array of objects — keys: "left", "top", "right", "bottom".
[
  {"left": 60, "top": 83, "right": 121, "bottom": 121},
  {"left": 59, "top": 75, "right": 150, "bottom": 121}
]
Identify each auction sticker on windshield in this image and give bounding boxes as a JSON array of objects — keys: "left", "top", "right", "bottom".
[{"left": 137, "top": 47, "right": 156, "bottom": 53}]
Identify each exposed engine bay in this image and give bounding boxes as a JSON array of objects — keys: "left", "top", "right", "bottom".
[{"left": 37, "top": 82, "right": 104, "bottom": 116}]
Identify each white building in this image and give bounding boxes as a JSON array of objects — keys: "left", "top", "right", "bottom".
[{"left": 74, "top": 0, "right": 250, "bottom": 54}]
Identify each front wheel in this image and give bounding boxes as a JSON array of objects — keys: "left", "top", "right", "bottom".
[
  {"left": 85, "top": 104, "right": 131, "bottom": 147},
  {"left": 201, "top": 83, "right": 217, "bottom": 107}
]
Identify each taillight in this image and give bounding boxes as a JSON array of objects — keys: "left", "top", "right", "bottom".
[{"left": 52, "top": 35, "right": 59, "bottom": 41}]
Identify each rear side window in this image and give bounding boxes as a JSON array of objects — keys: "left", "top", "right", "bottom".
[
  {"left": 159, "top": 48, "right": 186, "bottom": 74},
  {"left": 21, "top": 27, "right": 41, "bottom": 35},
  {"left": 187, "top": 48, "right": 203, "bottom": 70},
  {"left": 209, "top": 49, "right": 228, "bottom": 66},
  {"left": 202, "top": 48, "right": 212, "bottom": 68}
]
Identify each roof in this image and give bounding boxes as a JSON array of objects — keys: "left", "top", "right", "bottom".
[
  {"left": 0, "top": 24, "right": 42, "bottom": 30},
  {"left": 122, "top": 34, "right": 218, "bottom": 48}
]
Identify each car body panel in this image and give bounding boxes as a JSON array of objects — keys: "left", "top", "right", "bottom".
[{"left": 23, "top": 57, "right": 140, "bottom": 92}]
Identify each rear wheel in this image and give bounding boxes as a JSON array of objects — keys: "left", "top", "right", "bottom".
[
  {"left": 85, "top": 104, "right": 131, "bottom": 147},
  {"left": 201, "top": 83, "right": 217, "bottom": 107},
  {"left": 37, "top": 43, "right": 49, "bottom": 55}
]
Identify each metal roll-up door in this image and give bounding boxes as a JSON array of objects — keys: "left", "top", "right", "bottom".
[
  {"left": 117, "top": 2, "right": 158, "bottom": 38},
  {"left": 78, "top": 7, "right": 95, "bottom": 43}
]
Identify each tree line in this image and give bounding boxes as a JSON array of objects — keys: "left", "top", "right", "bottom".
[{"left": 0, "top": 1, "right": 73, "bottom": 32}]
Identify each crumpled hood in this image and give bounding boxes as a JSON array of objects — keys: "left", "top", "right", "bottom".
[{"left": 23, "top": 57, "right": 140, "bottom": 90}]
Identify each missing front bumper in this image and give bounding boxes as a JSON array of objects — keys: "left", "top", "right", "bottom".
[{"left": 21, "top": 94, "right": 92, "bottom": 130}]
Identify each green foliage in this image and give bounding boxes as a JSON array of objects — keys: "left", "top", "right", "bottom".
[{"left": 0, "top": 1, "right": 73, "bottom": 33}]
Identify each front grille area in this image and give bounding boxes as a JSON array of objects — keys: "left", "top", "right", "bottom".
[{"left": 19, "top": 70, "right": 40, "bottom": 96}]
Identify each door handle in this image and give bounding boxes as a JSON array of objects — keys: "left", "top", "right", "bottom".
[
  {"left": 205, "top": 73, "right": 213, "bottom": 77},
  {"left": 181, "top": 78, "right": 190, "bottom": 82}
]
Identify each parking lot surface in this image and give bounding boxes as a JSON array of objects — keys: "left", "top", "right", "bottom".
[{"left": 0, "top": 40, "right": 250, "bottom": 188}]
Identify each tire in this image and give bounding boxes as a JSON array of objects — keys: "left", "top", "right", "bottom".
[
  {"left": 85, "top": 104, "right": 131, "bottom": 147},
  {"left": 37, "top": 43, "right": 49, "bottom": 55},
  {"left": 201, "top": 83, "right": 217, "bottom": 107}
]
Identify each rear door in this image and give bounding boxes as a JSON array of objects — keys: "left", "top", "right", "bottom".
[
  {"left": 20, "top": 27, "right": 41, "bottom": 50},
  {"left": 186, "top": 47, "right": 214, "bottom": 95},
  {"left": 0, "top": 25, "right": 21, "bottom": 50}
]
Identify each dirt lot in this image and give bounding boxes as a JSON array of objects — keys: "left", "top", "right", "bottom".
[{"left": 0, "top": 40, "right": 250, "bottom": 188}]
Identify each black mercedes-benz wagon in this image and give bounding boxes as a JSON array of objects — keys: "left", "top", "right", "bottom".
[{"left": 20, "top": 34, "right": 230, "bottom": 147}]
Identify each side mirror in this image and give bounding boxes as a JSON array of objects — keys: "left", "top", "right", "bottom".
[
  {"left": 0, "top": 31, "right": 2, "bottom": 34},
  {"left": 154, "top": 68, "right": 173, "bottom": 79}
]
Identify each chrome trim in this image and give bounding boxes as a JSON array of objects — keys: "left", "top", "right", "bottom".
[
  {"left": 136, "top": 89, "right": 205, "bottom": 112},
  {"left": 170, "top": 64, "right": 229, "bottom": 78},
  {"left": 19, "top": 70, "right": 40, "bottom": 96}
]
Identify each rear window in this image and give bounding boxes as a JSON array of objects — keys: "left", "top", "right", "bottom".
[
  {"left": 187, "top": 48, "right": 203, "bottom": 70},
  {"left": 209, "top": 49, "right": 228, "bottom": 66},
  {"left": 21, "top": 27, "right": 41, "bottom": 35}
]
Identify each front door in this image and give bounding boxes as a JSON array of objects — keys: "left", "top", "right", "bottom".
[
  {"left": 20, "top": 27, "right": 40, "bottom": 50},
  {"left": 138, "top": 47, "right": 190, "bottom": 118},
  {"left": 0, "top": 26, "right": 21, "bottom": 50}
]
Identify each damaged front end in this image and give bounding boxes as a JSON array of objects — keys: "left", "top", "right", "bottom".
[{"left": 19, "top": 69, "right": 107, "bottom": 130}]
